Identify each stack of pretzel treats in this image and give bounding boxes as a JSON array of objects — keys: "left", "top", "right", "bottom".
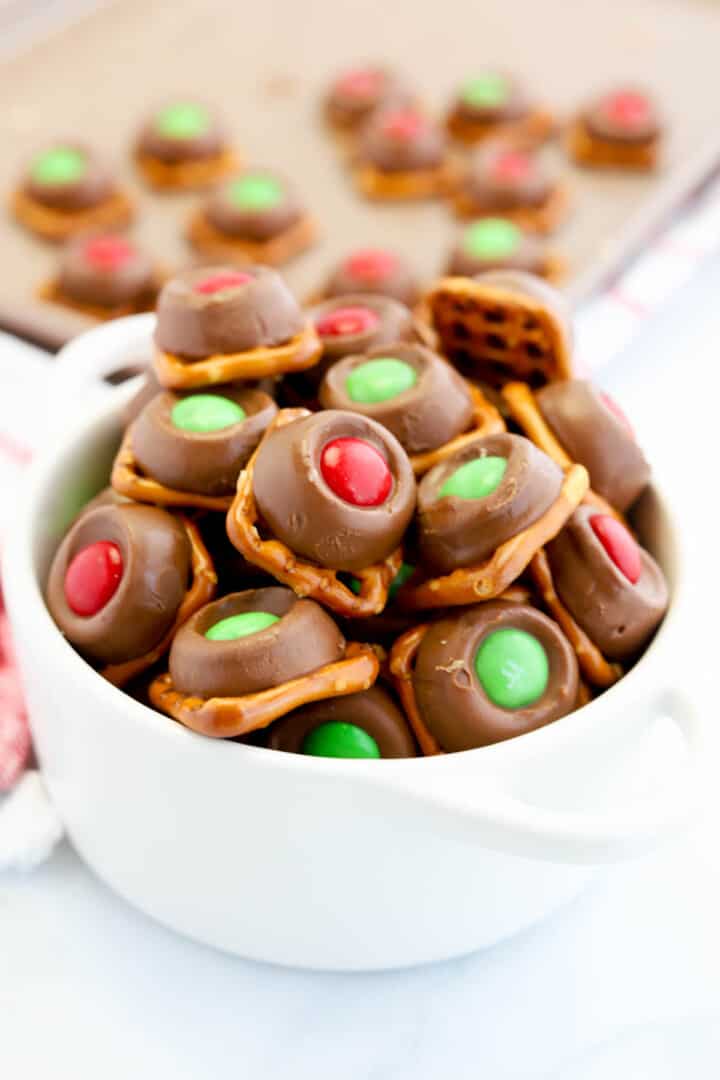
[{"left": 45, "top": 264, "right": 668, "bottom": 759}]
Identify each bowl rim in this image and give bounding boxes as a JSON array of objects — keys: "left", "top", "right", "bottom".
[{"left": 3, "top": 374, "right": 685, "bottom": 781}]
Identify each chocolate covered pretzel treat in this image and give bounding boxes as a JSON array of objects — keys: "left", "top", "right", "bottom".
[
  {"left": 311, "top": 294, "right": 418, "bottom": 366},
  {"left": 135, "top": 101, "right": 237, "bottom": 189},
  {"left": 535, "top": 381, "right": 650, "bottom": 511},
  {"left": 320, "top": 249, "right": 420, "bottom": 307},
  {"left": 42, "top": 233, "right": 159, "bottom": 319},
  {"left": 153, "top": 265, "right": 321, "bottom": 387},
  {"left": 446, "top": 218, "right": 561, "bottom": 281},
  {"left": 46, "top": 503, "right": 192, "bottom": 666},
  {"left": 404, "top": 602, "right": 579, "bottom": 751},
  {"left": 267, "top": 685, "right": 416, "bottom": 758},
  {"left": 544, "top": 507, "right": 668, "bottom": 662},
  {"left": 452, "top": 142, "right": 568, "bottom": 233},
  {"left": 188, "top": 169, "right": 315, "bottom": 266},
  {"left": 324, "top": 66, "right": 411, "bottom": 134},
  {"left": 567, "top": 87, "right": 661, "bottom": 170},
  {"left": 12, "top": 143, "right": 132, "bottom": 242},
  {"left": 446, "top": 72, "right": 554, "bottom": 146},
  {"left": 113, "top": 384, "right": 278, "bottom": 508},
  {"left": 427, "top": 270, "right": 573, "bottom": 387},
  {"left": 354, "top": 107, "right": 453, "bottom": 200},
  {"left": 150, "top": 587, "right": 379, "bottom": 738},
  {"left": 319, "top": 342, "right": 478, "bottom": 458},
  {"left": 416, "top": 432, "right": 563, "bottom": 575}
]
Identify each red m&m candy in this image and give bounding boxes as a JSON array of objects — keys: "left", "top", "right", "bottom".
[
  {"left": 345, "top": 250, "right": 397, "bottom": 282},
  {"left": 382, "top": 110, "right": 424, "bottom": 141},
  {"left": 84, "top": 236, "right": 135, "bottom": 271},
  {"left": 337, "top": 68, "right": 384, "bottom": 98},
  {"left": 194, "top": 271, "right": 253, "bottom": 295},
  {"left": 320, "top": 437, "right": 392, "bottom": 506},
  {"left": 493, "top": 150, "right": 532, "bottom": 183},
  {"left": 64, "top": 541, "right": 123, "bottom": 616},
  {"left": 316, "top": 306, "right": 380, "bottom": 337},
  {"left": 590, "top": 515, "right": 641, "bottom": 584},
  {"left": 603, "top": 90, "right": 650, "bottom": 130}
]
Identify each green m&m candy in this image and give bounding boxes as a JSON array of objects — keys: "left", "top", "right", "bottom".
[
  {"left": 171, "top": 394, "right": 245, "bottom": 434},
  {"left": 228, "top": 174, "right": 283, "bottom": 211},
  {"left": 345, "top": 357, "right": 418, "bottom": 404},
  {"left": 461, "top": 73, "right": 508, "bottom": 109},
  {"left": 475, "top": 628, "right": 549, "bottom": 709},
  {"left": 301, "top": 721, "right": 381, "bottom": 759},
  {"left": 439, "top": 456, "right": 507, "bottom": 500},
  {"left": 156, "top": 102, "right": 210, "bottom": 139},
  {"left": 463, "top": 218, "right": 520, "bottom": 261},
  {"left": 31, "top": 147, "right": 86, "bottom": 186},
  {"left": 205, "top": 611, "right": 279, "bottom": 641}
]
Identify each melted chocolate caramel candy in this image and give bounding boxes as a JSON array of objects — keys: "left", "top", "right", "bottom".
[
  {"left": 154, "top": 265, "right": 304, "bottom": 359},
  {"left": 132, "top": 385, "right": 278, "bottom": 495},
  {"left": 319, "top": 343, "right": 474, "bottom": 454},
  {"left": 417, "top": 432, "right": 563, "bottom": 574},
  {"left": 447, "top": 218, "right": 549, "bottom": 277},
  {"left": 252, "top": 409, "right": 416, "bottom": 572},
  {"left": 136, "top": 101, "right": 228, "bottom": 163},
  {"left": 56, "top": 233, "right": 155, "bottom": 309},
  {"left": 46, "top": 504, "right": 190, "bottom": 665},
  {"left": 459, "top": 142, "right": 557, "bottom": 213},
  {"left": 325, "top": 66, "right": 410, "bottom": 130},
  {"left": 583, "top": 88, "right": 661, "bottom": 145},
  {"left": 169, "top": 587, "right": 345, "bottom": 699},
  {"left": 536, "top": 380, "right": 650, "bottom": 511},
  {"left": 310, "top": 293, "right": 417, "bottom": 366},
  {"left": 545, "top": 506, "right": 668, "bottom": 660},
  {"left": 451, "top": 72, "right": 531, "bottom": 125},
  {"left": 413, "top": 601, "right": 579, "bottom": 750},
  {"left": 267, "top": 685, "right": 415, "bottom": 757},
  {"left": 23, "top": 143, "right": 116, "bottom": 211},
  {"left": 204, "top": 170, "right": 305, "bottom": 242},
  {"left": 322, "top": 249, "right": 419, "bottom": 307},
  {"left": 358, "top": 108, "right": 447, "bottom": 173}
]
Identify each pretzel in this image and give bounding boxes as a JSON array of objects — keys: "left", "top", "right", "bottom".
[
  {"left": 134, "top": 148, "right": 238, "bottom": 190},
  {"left": 529, "top": 548, "right": 623, "bottom": 689},
  {"left": 501, "top": 381, "right": 626, "bottom": 523},
  {"left": 396, "top": 463, "right": 588, "bottom": 610},
  {"left": 408, "top": 383, "right": 506, "bottom": 476},
  {"left": 101, "top": 515, "right": 218, "bottom": 688},
  {"left": 226, "top": 408, "right": 404, "bottom": 618},
  {"left": 149, "top": 640, "right": 379, "bottom": 738},
  {"left": 37, "top": 275, "right": 159, "bottom": 322},
  {"left": 451, "top": 182, "right": 570, "bottom": 235},
  {"left": 353, "top": 159, "right": 458, "bottom": 201},
  {"left": 111, "top": 426, "right": 233, "bottom": 511},
  {"left": 11, "top": 189, "right": 133, "bottom": 243},
  {"left": 153, "top": 321, "right": 322, "bottom": 389},
  {"left": 565, "top": 121, "right": 658, "bottom": 171},
  {"left": 187, "top": 211, "right": 317, "bottom": 267},
  {"left": 426, "top": 276, "right": 573, "bottom": 387},
  {"left": 446, "top": 108, "right": 555, "bottom": 148},
  {"left": 388, "top": 624, "right": 444, "bottom": 756}
]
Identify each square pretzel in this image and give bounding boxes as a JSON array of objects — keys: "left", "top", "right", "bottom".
[
  {"left": 187, "top": 211, "right": 317, "bottom": 267},
  {"left": 111, "top": 427, "right": 234, "bottom": 512}
]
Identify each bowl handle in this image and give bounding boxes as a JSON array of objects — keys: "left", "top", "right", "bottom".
[
  {"left": 49, "top": 312, "right": 156, "bottom": 412},
  {"left": 383, "top": 688, "right": 704, "bottom": 865}
]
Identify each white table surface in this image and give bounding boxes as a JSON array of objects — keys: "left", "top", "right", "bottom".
[{"left": 2, "top": 257, "right": 720, "bottom": 1079}]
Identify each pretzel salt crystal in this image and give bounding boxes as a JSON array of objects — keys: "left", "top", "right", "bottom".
[
  {"left": 153, "top": 322, "right": 322, "bottom": 389},
  {"left": 101, "top": 515, "right": 218, "bottom": 688},
  {"left": 149, "top": 641, "right": 379, "bottom": 738},
  {"left": 226, "top": 408, "right": 404, "bottom": 618},
  {"left": 396, "top": 463, "right": 589, "bottom": 610}
]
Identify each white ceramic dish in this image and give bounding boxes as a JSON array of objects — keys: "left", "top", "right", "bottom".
[{"left": 2, "top": 316, "right": 706, "bottom": 971}]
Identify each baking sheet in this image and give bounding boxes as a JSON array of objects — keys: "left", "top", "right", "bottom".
[{"left": 0, "top": 0, "right": 719, "bottom": 349}]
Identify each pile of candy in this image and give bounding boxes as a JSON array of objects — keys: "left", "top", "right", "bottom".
[
  {"left": 9, "top": 74, "right": 662, "bottom": 326},
  {"left": 44, "top": 264, "right": 668, "bottom": 758}
]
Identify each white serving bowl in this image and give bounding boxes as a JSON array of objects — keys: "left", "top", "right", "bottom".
[{"left": 2, "top": 317, "right": 705, "bottom": 971}]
